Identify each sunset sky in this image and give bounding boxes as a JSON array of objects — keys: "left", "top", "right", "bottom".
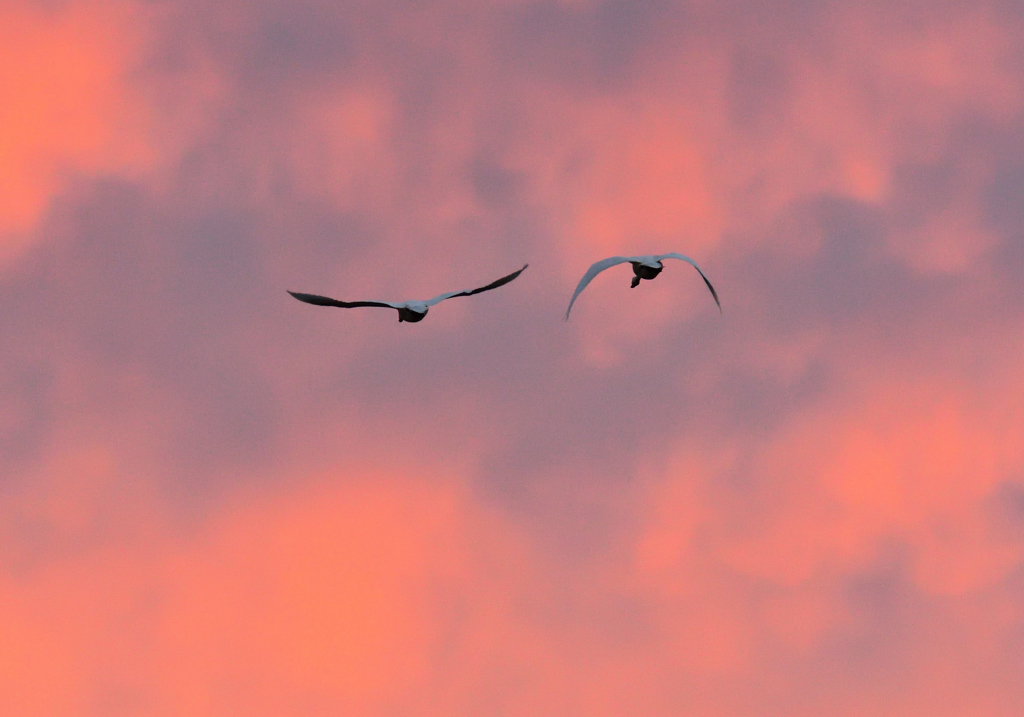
[{"left": 2, "top": 0, "right": 1024, "bottom": 714}]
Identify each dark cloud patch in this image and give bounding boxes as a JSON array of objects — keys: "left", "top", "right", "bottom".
[
  {"left": 710, "top": 353, "right": 832, "bottom": 437},
  {"left": 987, "top": 158, "right": 1024, "bottom": 238},
  {"left": 470, "top": 157, "right": 526, "bottom": 209},
  {"left": 37, "top": 180, "right": 265, "bottom": 370},
  {"left": 164, "top": 360, "right": 282, "bottom": 485},
  {"left": 497, "top": 0, "right": 681, "bottom": 88},
  {"left": 240, "top": 4, "right": 357, "bottom": 88},
  {"left": 0, "top": 362, "right": 53, "bottom": 474},
  {"left": 984, "top": 118, "right": 1024, "bottom": 293},
  {"left": 729, "top": 195, "right": 957, "bottom": 339},
  {"left": 728, "top": 44, "right": 792, "bottom": 131},
  {"left": 771, "top": 197, "right": 899, "bottom": 325},
  {"left": 768, "top": 552, "right": 923, "bottom": 710},
  {"left": 144, "top": 0, "right": 366, "bottom": 93},
  {"left": 989, "top": 481, "right": 1024, "bottom": 540},
  {"left": 888, "top": 160, "right": 959, "bottom": 232},
  {"left": 0, "top": 179, "right": 299, "bottom": 491}
]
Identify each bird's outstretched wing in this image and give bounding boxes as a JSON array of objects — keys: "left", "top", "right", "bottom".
[
  {"left": 564, "top": 256, "right": 633, "bottom": 320},
  {"left": 655, "top": 253, "right": 721, "bottom": 312},
  {"left": 424, "top": 264, "right": 529, "bottom": 306},
  {"left": 287, "top": 291, "right": 397, "bottom": 309}
]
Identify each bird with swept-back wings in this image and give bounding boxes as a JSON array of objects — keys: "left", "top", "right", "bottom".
[
  {"left": 565, "top": 253, "right": 720, "bottom": 320},
  {"left": 289, "top": 264, "right": 528, "bottom": 323}
]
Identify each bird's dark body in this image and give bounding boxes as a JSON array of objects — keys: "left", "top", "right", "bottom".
[
  {"left": 397, "top": 307, "right": 427, "bottom": 323},
  {"left": 630, "top": 261, "right": 663, "bottom": 287}
]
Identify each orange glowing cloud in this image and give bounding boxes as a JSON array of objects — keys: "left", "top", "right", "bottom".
[
  {"left": 0, "top": 475, "right": 425, "bottom": 712},
  {"left": 0, "top": 0, "right": 155, "bottom": 258},
  {"left": 643, "top": 371, "right": 1024, "bottom": 598},
  {"left": 0, "top": 463, "right": 543, "bottom": 715}
]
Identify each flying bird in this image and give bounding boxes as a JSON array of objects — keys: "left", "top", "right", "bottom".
[
  {"left": 565, "top": 253, "right": 720, "bottom": 320},
  {"left": 289, "top": 264, "right": 528, "bottom": 323}
]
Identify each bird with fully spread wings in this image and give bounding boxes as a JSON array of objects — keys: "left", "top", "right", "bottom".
[
  {"left": 565, "top": 253, "right": 720, "bottom": 320},
  {"left": 289, "top": 264, "right": 528, "bottom": 323}
]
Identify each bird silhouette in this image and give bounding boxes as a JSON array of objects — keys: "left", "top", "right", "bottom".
[
  {"left": 565, "top": 253, "right": 720, "bottom": 320},
  {"left": 289, "top": 264, "right": 528, "bottom": 323}
]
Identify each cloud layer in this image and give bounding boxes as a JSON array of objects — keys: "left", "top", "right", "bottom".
[{"left": 2, "top": 0, "right": 1024, "bottom": 714}]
